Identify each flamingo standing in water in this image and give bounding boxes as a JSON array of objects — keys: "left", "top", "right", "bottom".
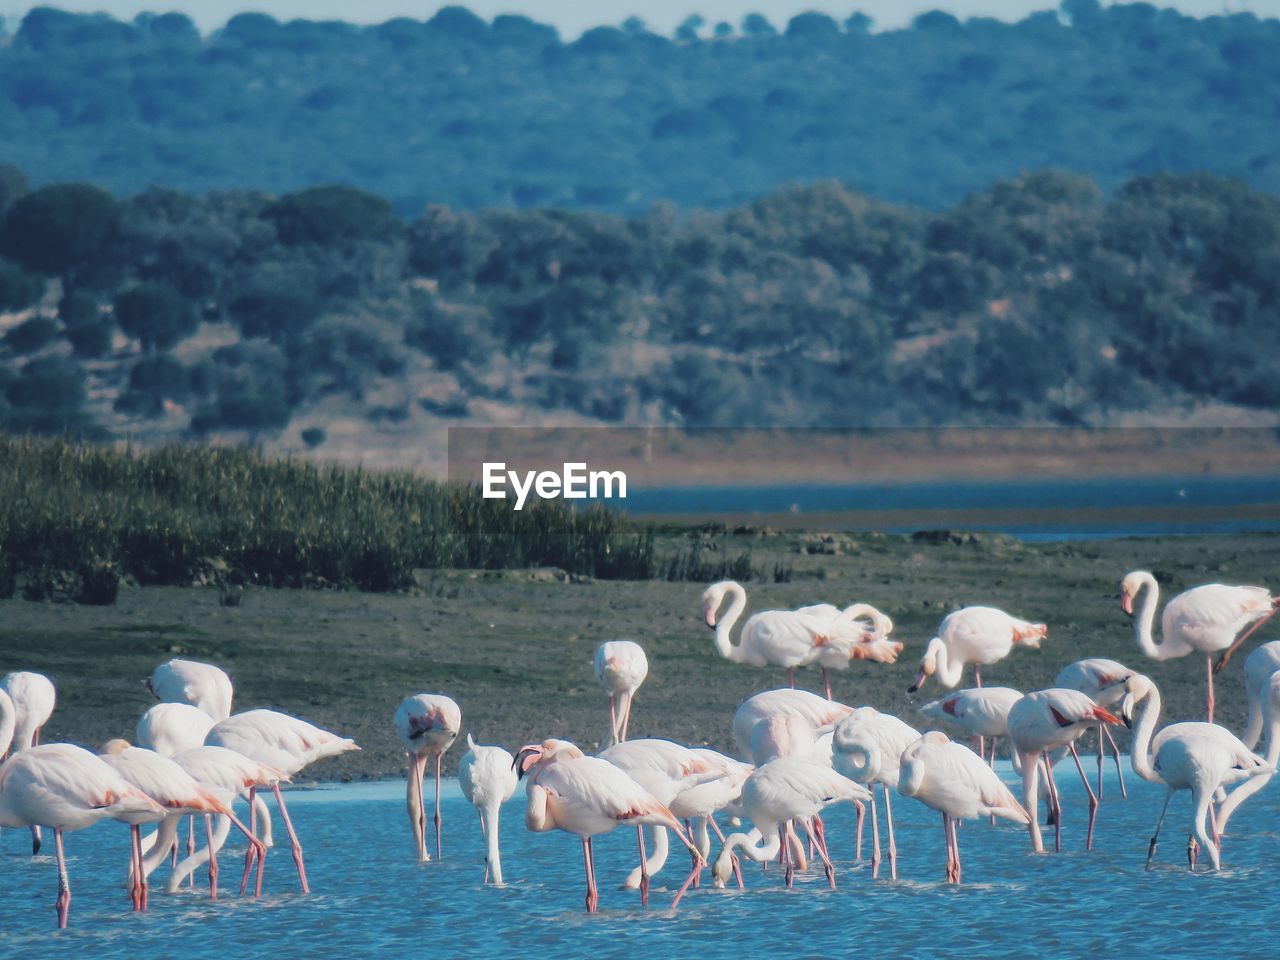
[
  {"left": 1, "top": 671, "right": 57, "bottom": 854},
  {"left": 457, "top": 734, "right": 517, "bottom": 885},
  {"left": 206, "top": 709, "right": 359, "bottom": 893},
  {"left": 394, "top": 693, "right": 461, "bottom": 862},
  {"left": 594, "top": 640, "right": 648, "bottom": 746},
  {"left": 1214, "top": 668, "right": 1280, "bottom": 839},
  {"left": 1119, "top": 673, "right": 1273, "bottom": 871},
  {"left": 1007, "top": 688, "right": 1121, "bottom": 853},
  {"left": 710, "top": 754, "right": 870, "bottom": 892},
  {"left": 1120, "top": 570, "right": 1276, "bottom": 723},
  {"left": 136, "top": 701, "right": 217, "bottom": 878},
  {"left": 897, "top": 732, "right": 1030, "bottom": 882},
  {"left": 146, "top": 659, "right": 234, "bottom": 720},
  {"left": 0, "top": 742, "right": 165, "bottom": 927},
  {"left": 97, "top": 740, "right": 260, "bottom": 908},
  {"left": 907, "top": 606, "right": 1046, "bottom": 693},
  {"left": 701, "top": 582, "right": 877, "bottom": 691},
  {"left": 831, "top": 706, "right": 921, "bottom": 879},
  {"left": 1237, "top": 641, "right": 1280, "bottom": 750},
  {"left": 1054, "top": 658, "right": 1134, "bottom": 798},
  {"left": 515, "top": 739, "right": 704, "bottom": 912}
]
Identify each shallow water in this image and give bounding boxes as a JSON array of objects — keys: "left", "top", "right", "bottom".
[{"left": 2, "top": 763, "right": 1275, "bottom": 958}]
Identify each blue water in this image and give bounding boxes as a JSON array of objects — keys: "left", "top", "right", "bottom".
[
  {"left": 622, "top": 474, "right": 1280, "bottom": 539},
  {"left": 2, "top": 767, "right": 1275, "bottom": 958}
]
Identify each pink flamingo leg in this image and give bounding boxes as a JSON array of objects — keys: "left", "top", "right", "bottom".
[
  {"left": 478, "top": 810, "right": 490, "bottom": 883},
  {"left": 128, "top": 824, "right": 142, "bottom": 910},
  {"left": 187, "top": 815, "right": 196, "bottom": 887},
  {"left": 782, "top": 822, "right": 795, "bottom": 889},
  {"left": 1104, "top": 726, "right": 1128, "bottom": 799},
  {"left": 883, "top": 785, "right": 899, "bottom": 880},
  {"left": 802, "top": 818, "right": 836, "bottom": 888},
  {"left": 54, "top": 828, "right": 71, "bottom": 929},
  {"left": 582, "top": 837, "right": 599, "bottom": 913},
  {"left": 869, "top": 789, "right": 881, "bottom": 879},
  {"left": 1068, "top": 743, "right": 1100, "bottom": 850},
  {"left": 949, "top": 815, "right": 962, "bottom": 882},
  {"left": 822, "top": 667, "right": 832, "bottom": 701},
  {"left": 1147, "top": 791, "right": 1172, "bottom": 868},
  {"left": 1206, "top": 654, "right": 1216, "bottom": 724},
  {"left": 854, "top": 799, "right": 865, "bottom": 860},
  {"left": 434, "top": 754, "right": 444, "bottom": 861},
  {"left": 636, "top": 826, "right": 650, "bottom": 907},
  {"left": 205, "top": 814, "right": 219, "bottom": 900},
  {"left": 225, "top": 811, "right": 266, "bottom": 897},
  {"left": 240, "top": 785, "right": 262, "bottom": 895},
  {"left": 272, "top": 783, "right": 310, "bottom": 894}
]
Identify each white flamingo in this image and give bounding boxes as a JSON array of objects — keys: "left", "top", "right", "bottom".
[
  {"left": 147, "top": 659, "right": 234, "bottom": 720},
  {"left": 1121, "top": 570, "right": 1276, "bottom": 722},
  {"left": 907, "top": 606, "right": 1046, "bottom": 693},
  {"left": 457, "top": 734, "right": 518, "bottom": 885},
  {"left": 1119, "top": 672, "right": 1273, "bottom": 871},
  {"left": 0, "top": 670, "right": 57, "bottom": 854},
  {"left": 594, "top": 640, "right": 648, "bottom": 746},
  {"left": 393, "top": 693, "right": 461, "bottom": 863},
  {"left": 1054, "top": 658, "right": 1134, "bottom": 798}
]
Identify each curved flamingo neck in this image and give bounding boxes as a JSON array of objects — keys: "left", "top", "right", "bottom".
[
  {"left": 838, "top": 603, "right": 890, "bottom": 638},
  {"left": 0, "top": 694, "right": 14, "bottom": 758},
  {"left": 721, "top": 826, "right": 780, "bottom": 866},
  {"left": 713, "top": 583, "right": 749, "bottom": 664},
  {"left": 1129, "top": 684, "right": 1163, "bottom": 784},
  {"left": 1131, "top": 574, "right": 1176, "bottom": 661},
  {"left": 928, "top": 637, "right": 966, "bottom": 688}
]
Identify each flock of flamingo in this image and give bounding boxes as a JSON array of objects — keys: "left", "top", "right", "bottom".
[{"left": 2, "top": 566, "right": 1279, "bottom": 926}]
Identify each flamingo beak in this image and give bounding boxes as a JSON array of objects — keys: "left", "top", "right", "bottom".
[
  {"left": 704, "top": 608, "right": 717, "bottom": 629},
  {"left": 907, "top": 664, "right": 928, "bottom": 693},
  {"left": 513, "top": 745, "right": 544, "bottom": 778},
  {"left": 1120, "top": 591, "right": 1133, "bottom": 616}
]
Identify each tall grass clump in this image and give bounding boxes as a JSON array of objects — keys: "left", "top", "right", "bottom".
[{"left": 0, "top": 435, "right": 654, "bottom": 591}]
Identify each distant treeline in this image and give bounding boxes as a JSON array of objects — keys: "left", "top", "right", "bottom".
[
  {"left": 0, "top": 167, "right": 1277, "bottom": 435},
  {"left": 0, "top": 3, "right": 1278, "bottom": 213}
]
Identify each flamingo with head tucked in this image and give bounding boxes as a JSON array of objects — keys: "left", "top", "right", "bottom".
[
  {"left": 1121, "top": 570, "right": 1276, "bottom": 722},
  {"left": 394, "top": 693, "right": 461, "bottom": 863},
  {"left": 918, "top": 686, "right": 1023, "bottom": 766},
  {"left": 146, "top": 659, "right": 233, "bottom": 721},
  {"left": 594, "top": 640, "right": 648, "bottom": 746},
  {"left": 1, "top": 671, "right": 57, "bottom": 854}
]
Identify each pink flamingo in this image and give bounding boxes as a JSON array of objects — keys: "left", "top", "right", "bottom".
[
  {"left": 1054, "top": 658, "right": 1134, "bottom": 798},
  {"left": 0, "top": 742, "right": 165, "bottom": 927},
  {"left": 1007, "top": 688, "right": 1121, "bottom": 853},
  {"left": 205, "top": 708, "right": 358, "bottom": 893},
  {"left": 1121, "top": 569, "right": 1276, "bottom": 722},
  {"left": 394, "top": 693, "right": 461, "bottom": 863},
  {"left": 897, "top": 731, "right": 1030, "bottom": 882},
  {"left": 907, "top": 606, "right": 1046, "bottom": 693},
  {"left": 146, "top": 659, "right": 234, "bottom": 720},
  {"left": 917, "top": 686, "right": 1023, "bottom": 766},
  {"left": 594, "top": 640, "right": 648, "bottom": 746},
  {"left": 1, "top": 670, "right": 57, "bottom": 854},
  {"left": 516, "top": 739, "right": 704, "bottom": 912}
]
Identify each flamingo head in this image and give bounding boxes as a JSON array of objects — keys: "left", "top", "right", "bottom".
[
  {"left": 1118, "top": 672, "right": 1156, "bottom": 727},
  {"left": 99, "top": 738, "right": 132, "bottom": 755},
  {"left": 711, "top": 848, "right": 735, "bottom": 888},
  {"left": 907, "top": 649, "right": 937, "bottom": 693},
  {"left": 1120, "top": 570, "right": 1151, "bottom": 616},
  {"left": 701, "top": 582, "right": 728, "bottom": 628},
  {"left": 513, "top": 738, "right": 582, "bottom": 777}
]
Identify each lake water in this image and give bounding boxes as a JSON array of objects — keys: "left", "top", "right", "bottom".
[
  {"left": 625, "top": 474, "right": 1280, "bottom": 539},
  {"left": 2, "top": 766, "right": 1275, "bottom": 957}
]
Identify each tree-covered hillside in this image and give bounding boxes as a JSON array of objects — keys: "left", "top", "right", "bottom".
[
  {"left": 0, "top": 167, "right": 1277, "bottom": 448},
  {"left": 0, "top": 3, "right": 1278, "bottom": 214}
]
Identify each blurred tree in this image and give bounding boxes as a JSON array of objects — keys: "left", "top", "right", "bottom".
[
  {"left": 265, "top": 186, "right": 402, "bottom": 247},
  {"left": 0, "top": 257, "right": 43, "bottom": 311},
  {"left": 741, "top": 13, "right": 777, "bottom": 37},
  {"left": 676, "top": 15, "right": 705, "bottom": 42},
  {"left": 113, "top": 282, "right": 198, "bottom": 352},
  {"left": 3, "top": 315, "right": 59, "bottom": 354},
  {"left": 0, "top": 183, "right": 119, "bottom": 278}
]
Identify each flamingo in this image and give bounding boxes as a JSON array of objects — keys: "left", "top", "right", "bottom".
[
  {"left": 897, "top": 731, "right": 1031, "bottom": 882},
  {"left": 0, "top": 743, "right": 165, "bottom": 927},
  {"left": 1007, "top": 688, "right": 1121, "bottom": 853},
  {"left": 206, "top": 708, "right": 359, "bottom": 893},
  {"left": 166, "top": 746, "right": 288, "bottom": 894},
  {"left": 136, "top": 701, "right": 218, "bottom": 878},
  {"left": 394, "top": 693, "right": 461, "bottom": 863},
  {"left": 710, "top": 755, "right": 870, "bottom": 892},
  {"left": 97, "top": 740, "right": 261, "bottom": 908},
  {"left": 515, "top": 739, "right": 704, "bottom": 913},
  {"left": 907, "top": 606, "right": 1046, "bottom": 693},
  {"left": 598, "top": 737, "right": 725, "bottom": 904},
  {"left": 1, "top": 670, "right": 57, "bottom": 854},
  {"left": 1054, "top": 658, "right": 1134, "bottom": 798},
  {"left": 1213, "top": 669, "right": 1280, "bottom": 840},
  {"left": 594, "top": 640, "right": 648, "bottom": 746},
  {"left": 1119, "top": 672, "right": 1273, "bottom": 871},
  {"left": 669, "top": 748, "right": 752, "bottom": 885},
  {"left": 702, "top": 581, "right": 875, "bottom": 690},
  {"left": 917, "top": 686, "right": 1023, "bottom": 766},
  {"left": 457, "top": 734, "right": 518, "bottom": 885},
  {"left": 831, "top": 706, "right": 921, "bottom": 879},
  {"left": 1239, "top": 640, "right": 1280, "bottom": 750},
  {"left": 1120, "top": 570, "right": 1276, "bottom": 722},
  {"left": 801, "top": 603, "right": 903, "bottom": 700},
  {"left": 146, "top": 659, "right": 234, "bottom": 720},
  {"left": 731, "top": 688, "right": 853, "bottom": 759}
]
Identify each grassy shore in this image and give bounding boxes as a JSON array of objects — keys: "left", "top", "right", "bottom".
[{"left": 3, "top": 526, "right": 1275, "bottom": 781}]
